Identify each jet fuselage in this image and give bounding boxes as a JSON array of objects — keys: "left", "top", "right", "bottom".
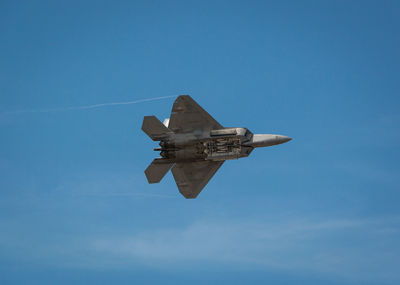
[{"left": 154, "top": 127, "right": 291, "bottom": 163}]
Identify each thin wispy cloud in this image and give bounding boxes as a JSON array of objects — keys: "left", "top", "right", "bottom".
[
  {"left": 52, "top": 170, "right": 175, "bottom": 199},
  {"left": 89, "top": 217, "right": 400, "bottom": 274},
  {"left": 75, "top": 192, "right": 175, "bottom": 198},
  {"left": 1, "top": 216, "right": 399, "bottom": 283},
  {"left": 2, "top": 95, "right": 176, "bottom": 115}
]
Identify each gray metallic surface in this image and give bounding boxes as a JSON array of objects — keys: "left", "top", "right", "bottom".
[
  {"left": 142, "top": 95, "right": 291, "bottom": 198},
  {"left": 243, "top": 134, "right": 292, "bottom": 148},
  {"left": 142, "top": 115, "right": 173, "bottom": 141},
  {"left": 172, "top": 160, "right": 224, "bottom": 198},
  {"left": 145, "top": 159, "right": 174, "bottom": 184},
  {"left": 168, "top": 95, "right": 222, "bottom": 135}
]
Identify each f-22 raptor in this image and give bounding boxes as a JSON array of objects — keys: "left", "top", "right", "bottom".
[{"left": 142, "top": 95, "right": 291, "bottom": 199}]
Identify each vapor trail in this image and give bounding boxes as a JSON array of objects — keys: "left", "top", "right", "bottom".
[{"left": 3, "top": 95, "right": 176, "bottom": 115}]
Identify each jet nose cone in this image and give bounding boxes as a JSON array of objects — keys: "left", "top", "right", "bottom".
[
  {"left": 245, "top": 134, "right": 292, "bottom": 148},
  {"left": 279, "top": 135, "right": 292, "bottom": 143}
]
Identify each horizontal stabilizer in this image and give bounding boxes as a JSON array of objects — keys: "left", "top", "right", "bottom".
[
  {"left": 142, "top": 116, "right": 173, "bottom": 141},
  {"left": 145, "top": 159, "right": 174, "bottom": 184}
]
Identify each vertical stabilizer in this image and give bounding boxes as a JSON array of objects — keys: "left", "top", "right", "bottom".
[{"left": 163, "top": 118, "right": 170, "bottom": 127}]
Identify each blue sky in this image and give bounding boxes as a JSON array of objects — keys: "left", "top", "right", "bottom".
[{"left": 0, "top": 1, "right": 399, "bottom": 284}]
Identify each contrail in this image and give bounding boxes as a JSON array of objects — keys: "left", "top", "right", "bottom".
[{"left": 3, "top": 95, "right": 176, "bottom": 115}]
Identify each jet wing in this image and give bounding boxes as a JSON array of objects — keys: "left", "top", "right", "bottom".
[
  {"left": 168, "top": 95, "right": 223, "bottom": 134},
  {"left": 171, "top": 160, "right": 224, "bottom": 198}
]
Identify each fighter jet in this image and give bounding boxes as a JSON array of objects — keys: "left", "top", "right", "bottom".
[{"left": 142, "top": 95, "right": 291, "bottom": 199}]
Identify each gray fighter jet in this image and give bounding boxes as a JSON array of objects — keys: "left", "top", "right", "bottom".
[{"left": 142, "top": 95, "right": 291, "bottom": 198}]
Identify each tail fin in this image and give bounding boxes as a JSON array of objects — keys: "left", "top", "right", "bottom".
[
  {"left": 142, "top": 116, "right": 173, "bottom": 141},
  {"left": 145, "top": 159, "right": 174, "bottom": 183}
]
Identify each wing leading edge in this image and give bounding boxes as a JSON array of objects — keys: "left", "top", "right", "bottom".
[
  {"left": 171, "top": 161, "right": 224, "bottom": 199},
  {"left": 168, "top": 95, "right": 223, "bottom": 134}
]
